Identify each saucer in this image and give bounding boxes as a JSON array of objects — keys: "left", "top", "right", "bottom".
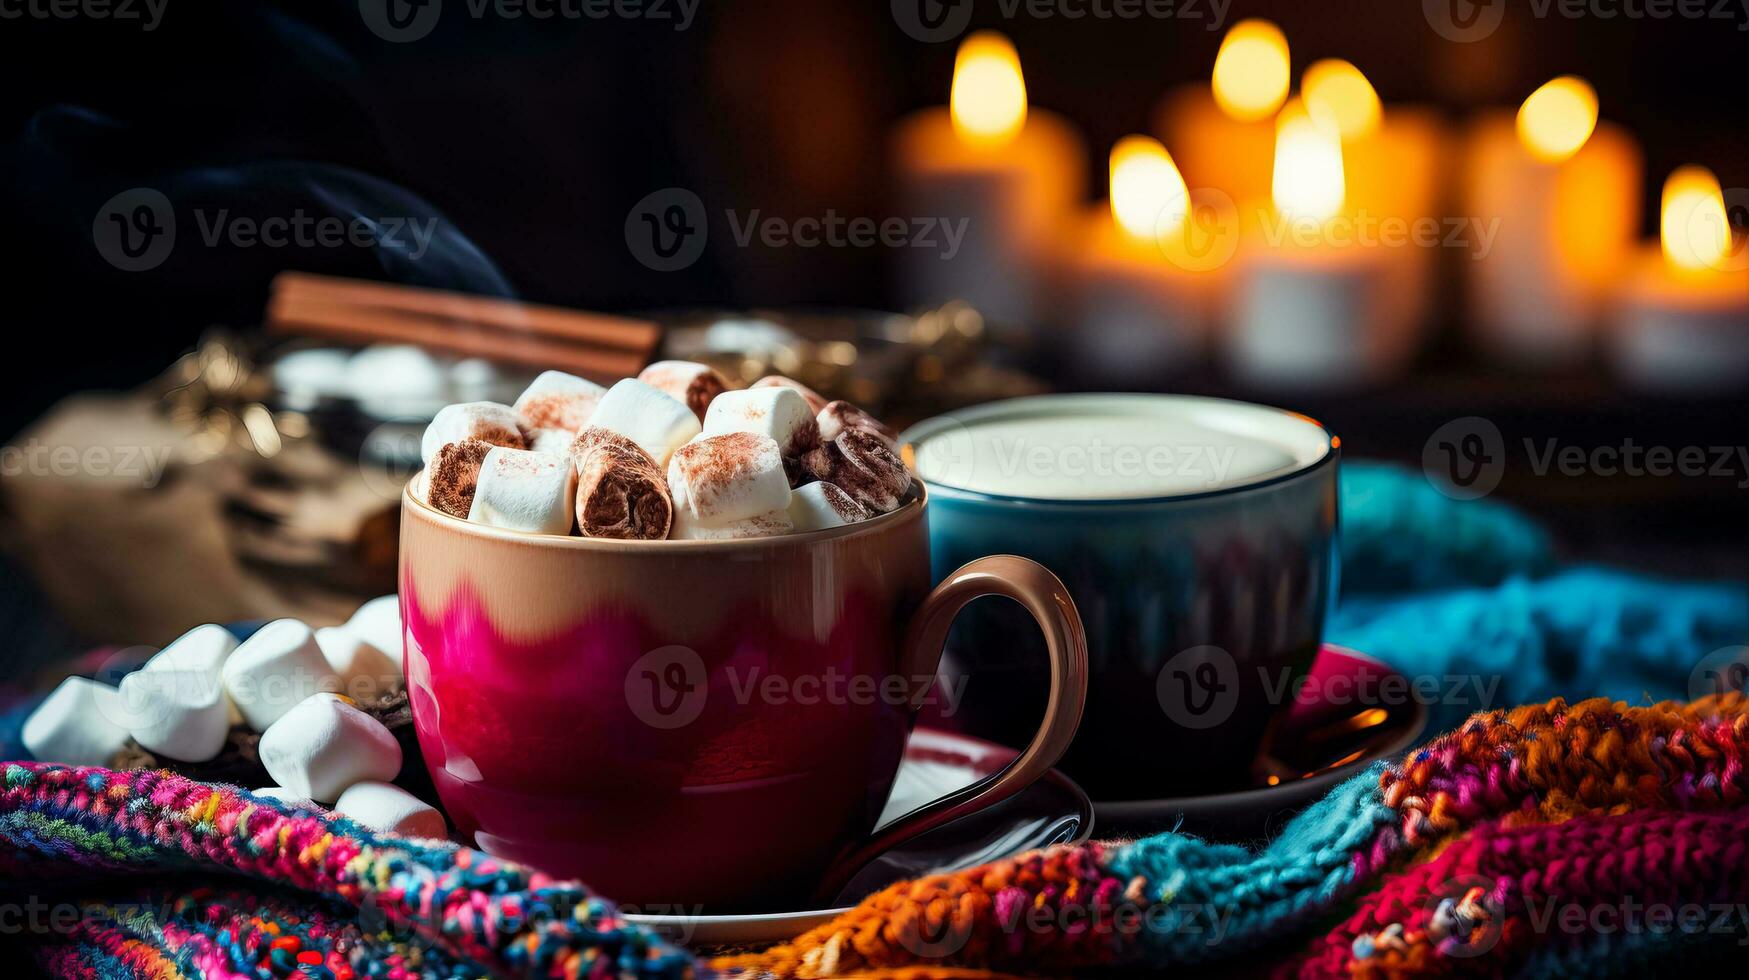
[
  {"left": 1096, "top": 645, "right": 1427, "bottom": 840},
  {"left": 624, "top": 727, "right": 1093, "bottom": 947}
]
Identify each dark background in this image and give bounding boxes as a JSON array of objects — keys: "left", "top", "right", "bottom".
[
  {"left": 2, "top": 0, "right": 1746, "bottom": 438},
  {"left": 0, "top": 0, "right": 1745, "bottom": 604}
]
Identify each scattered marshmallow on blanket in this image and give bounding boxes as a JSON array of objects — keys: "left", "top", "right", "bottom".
[
  {"left": 23, "top": 677, "right": 130, "bottom": 766},
  {"left": 702, "top": 387, "right": 819, "bottom": 454},
  {"left": 467, "top": 447, "right": 578, "bottom": 534},
  {"left": 258, "top": 693, "right": 402, "bottom": 803},
  {"left": 672, "top": 508, "right": 795, "bottom": 540},
  {"left": 638, "top": 360, "right": 731, "bottom": 422},
  {"left": 118, "top": 624, "right": 238, "bottom": 762},
  {"left": 419, "top": 401, "right": 525, "bottom": 465},
  {"left": 750, "top": 375, "right": 829, "bottom": 414},
  {"left": 222, "top": 619, "right": 342, "bottom": 732},
  {"left": 334, "top": 780, "right": 447, "bottom": 839},
  {"left": 590, "top": 378, "right": 701, "bottom": 468},
  {"left": 788, "top": 481, "right": 871, "bottom": 531},
  {"left": 667, "top": 432, "right": 791, "bottom": 526},
  {"left": 316, "top": 626, "right": 402, "bottom": 699},
  {"left": 346, "top": 595, "right": 402, "bottom": 660}
]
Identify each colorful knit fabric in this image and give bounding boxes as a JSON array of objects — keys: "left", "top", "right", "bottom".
[
  {"left": 0, "top": 766, "right": 694, "bottom": 978},
  {"left": 709, "top": 694, "right": 1749, "bottom": 978},
  {"left": 8, "top": 462, "right": 1749, "bottom": 978}
]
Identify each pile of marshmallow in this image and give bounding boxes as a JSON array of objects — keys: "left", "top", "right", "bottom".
[
  {"left": 420, "top": 361, "right": 914, "bottom": 540},
  {"left": 20, "top": 597, "right": 445, "bottom": 840}
]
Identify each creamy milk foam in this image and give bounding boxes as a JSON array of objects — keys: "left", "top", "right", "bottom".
[{"left": 908, "top": 395, "right": 1331, "bottom": 500}]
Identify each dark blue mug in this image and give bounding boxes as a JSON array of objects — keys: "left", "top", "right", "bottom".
[{"left": 901, "top": 394, "right": 1339, "bottom": 800}]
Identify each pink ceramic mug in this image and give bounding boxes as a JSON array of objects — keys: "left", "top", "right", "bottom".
[{"left": 399, "top": 483, "right": 1087, "bottom": 910}]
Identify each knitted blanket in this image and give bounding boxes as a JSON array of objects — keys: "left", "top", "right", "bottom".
[{"left": 4, "top": 462, "right": 1748, "bottom": 978}]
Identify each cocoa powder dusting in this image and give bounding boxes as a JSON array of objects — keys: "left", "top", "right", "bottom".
[
  {"left": 427, "top": 439, "right": 493, "bottom": 517},
  {"left": 519, "top": 393, "right": 597, "bottom": 432}
]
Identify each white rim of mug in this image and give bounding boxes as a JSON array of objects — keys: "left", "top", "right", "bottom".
[{"left": 898, "top": 393, "right": 1339, "bottom": 507}]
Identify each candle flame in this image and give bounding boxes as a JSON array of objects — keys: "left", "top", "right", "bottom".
[
  {"left": 1661, "top": 165, "right": 1732, "bottom": 273},
  {"left": 1516, "top": 76, "right": 1598, "bottom": 163},
  {"left": 1109, "top": 135, "right": 1189, "bottom": 244},
  {"left": 1212, "top": 19, "right": 1290, "bottom": 123},
  {"left": 950, "top": 31, "right": 1028, "bottom": 147},
  {"left": 1272, "top": 100, "right": 1345, "bottom": 224},
  {"left": 1302, "top": 59, "right": 1381, "bottom": 140}
]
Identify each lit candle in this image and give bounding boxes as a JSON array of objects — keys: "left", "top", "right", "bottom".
[
  {"left": 891, "top": 31, "right": 1085, "bottom": 334},
  {"left": 1302, "top": 58, "right": 1446, "bottom": 345},
  {"left": 1154, "top": 19, "right": 1290, "bottom": 226},
  {"left": 1059, "top": 136, "right": 1234, "bottom": 382},
  {"left": 1227, "top": 101, "right": 1396, "bottom": 389},
  {"left": 1463, "top": 76, "right": 1641, "bottom": 366},
  {"left": 1610, "top": 166, "right": 1749, "bottom": 391}
]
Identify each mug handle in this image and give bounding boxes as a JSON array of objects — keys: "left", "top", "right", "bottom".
[{"left": 811, "top": 555, "right": 1089, "bottom": 905}]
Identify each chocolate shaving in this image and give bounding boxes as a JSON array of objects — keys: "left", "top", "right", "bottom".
[{"left": 571, "top": 426, "right": 673, "bottom": 539}]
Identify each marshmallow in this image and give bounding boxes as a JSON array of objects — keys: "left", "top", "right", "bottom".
[
  {"left": 252, "top": 785, "right": 315, "bottom": 808},
  {"left": 468, "top": 447, "right": 579, "bottom": 535},
  {"left": 273, "top": 348, "right": 352, "bottom": 405},
  {"left": 672, "top": 508, "right": 795, "bottom": 540},
  {"left": 22, "top": 677, "right": 130, "bottom": 766},
  {"left": 345, "top": 596, "right": 403, "bottom": 664},
  {"left": 667, "top": 432, "right": 792, "bottom": 525},
  {"left": 425, "top": 438, "right": 493, "bottom": 518},
  {"left": 117, "top": 624, "right": 238, "bottom": 762},
  {"left": 257, "top": 693, "right": 402, "bottom": 803},
  {"left": 222, "top": 619, "right": 342, "bottom": 732},
  {"left": 316, "top": 626, "right": 402, "bottom": 699},
  {"left": 420, "top": 401, "right": 525, "bottom": 465},
  {"left": 450, "top": 358, "right": 507, "bottom": 401},
  {"left": 334, "top": 780, "right": 447, "bottom": 839},
  {"left": 513, "top": 370, "right": 606, "bottom": 434},
  {"left": 817, "top": 400, "right": 898, "bottom": 447},
  {"left": 527, "top": 427, "right": 575, "bottom": 456},
  {"left": 589, "top": 378, "right": 702, "bottom": 468},
  {"left": 637, "top": 360, "right": 732, "bottom": 422},
  {"left": 702, "top": 387, "right": 820, "bottom": 455},
  {"left": 821, "top": 428, "right": 914, "bottom": 514},
  {"left": 350, "top": 345, "right": 449, "bottom": 417},
  {"left": 788, "top": 481, "right": 871, "bottom": 531},
  {"left": 751, "top": 375, "right": 829, "bottom": 414},
  {"left": 570, "top": 427, "right": 673, "bottom": 540}
]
